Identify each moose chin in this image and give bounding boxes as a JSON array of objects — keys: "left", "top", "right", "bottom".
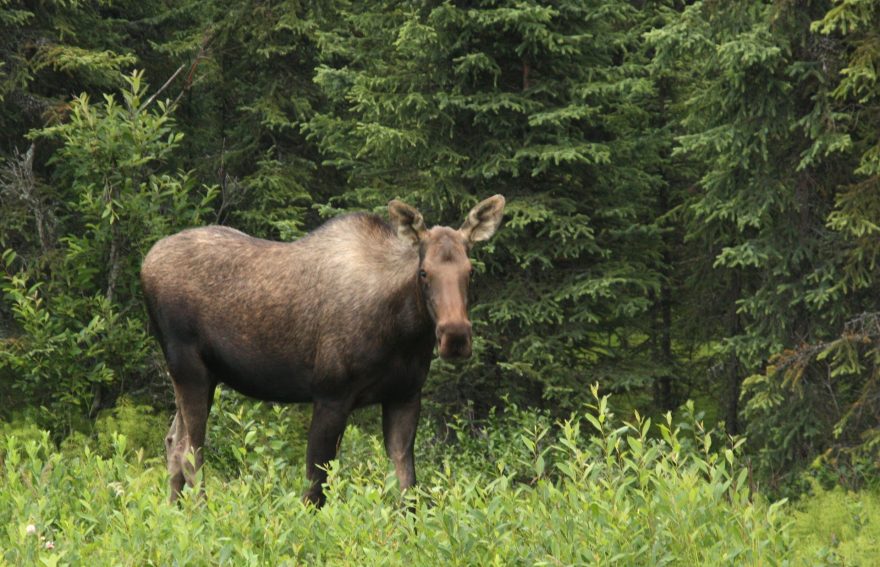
[{"left": 141, "top": 195, "right": 505, "bottom": 507}]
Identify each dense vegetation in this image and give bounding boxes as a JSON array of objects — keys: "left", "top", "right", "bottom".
[
  {"left": 2, "top": 0, "right": 880, "bottom": 562},
  {"left": 4, "top": 390, "right": 880, "bottom": 565},
  {"left": 3, "top": 391, "right": 867, "bottom": 565}
]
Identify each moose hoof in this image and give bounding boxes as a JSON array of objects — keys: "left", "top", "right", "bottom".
[{"left": 302, "top": 490, "right": 326, "bottom": 509}]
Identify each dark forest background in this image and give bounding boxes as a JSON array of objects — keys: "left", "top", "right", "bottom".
[{"left": 1, "top": 0, "right": 879, "bottom": 497}]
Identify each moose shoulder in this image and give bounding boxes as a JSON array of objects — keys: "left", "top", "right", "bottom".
[{"left": 140, "top": 195, "right": 505, "bottom": 506}]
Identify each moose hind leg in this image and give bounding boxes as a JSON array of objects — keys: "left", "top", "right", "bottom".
[
  {"left": 165, "top": 411, "right": 186, "bottom": 501},
  {"left": 175, "top": 380, "right": 215, "bottom": 496},
  {"left": 166, "top": 343, "right": 216, "bottom": 502}
]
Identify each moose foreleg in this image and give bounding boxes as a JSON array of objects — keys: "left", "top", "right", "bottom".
[
  {"left": 304, "top": 401, "right": 349, "bottom": 508},
  {"left": 382, "top": 395, "right": 421, "bottom": 491}
]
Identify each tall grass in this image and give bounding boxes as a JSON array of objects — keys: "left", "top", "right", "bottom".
[{"left": 0, "top": 387, "right": 851, "bottom": 566}]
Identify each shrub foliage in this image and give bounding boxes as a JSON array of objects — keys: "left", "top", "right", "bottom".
[{"left": 1, "top": 390, "right": 807, "bottom": 566}]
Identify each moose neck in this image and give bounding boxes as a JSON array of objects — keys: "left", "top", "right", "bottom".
[
  {"left": 387, "top": 260, "right": 434, "bottom": 343},
  {"left": 299, "top": 212, "right": 436, "bottom": 345},
  {"left": 358, "top": 231, "right": 434, "bottom": 344}
]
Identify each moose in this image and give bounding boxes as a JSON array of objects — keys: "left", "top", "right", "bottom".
[{"left": 140, "top": 195, "right": 505, "bottom": 506}]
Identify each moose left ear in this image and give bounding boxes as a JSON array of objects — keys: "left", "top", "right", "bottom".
[
  {"left": 459, "top": 195, "right": 506, "bottom": 244},
  {"left": 388, "top": 199, "right": 428, "bottom": 245}
]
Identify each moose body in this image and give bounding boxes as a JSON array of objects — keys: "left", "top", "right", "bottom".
[{"left": 140, "top": 196, "right": 505, "bottom": 506}]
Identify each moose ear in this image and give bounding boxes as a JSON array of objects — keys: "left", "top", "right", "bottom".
[
  {"left": 459, "top": 195, "right": 506, "bottom": 244},
  {"left": 388, "top": 199, "right": 427, "bottom": 245}
]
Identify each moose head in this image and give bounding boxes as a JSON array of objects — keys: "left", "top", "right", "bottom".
[{"left": 388, "top": 195, "right": 506, "bottom": 360}]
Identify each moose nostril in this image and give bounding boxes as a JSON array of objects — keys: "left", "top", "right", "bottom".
[
  {"left": 437, "top": 320, "right": 472, "bottom": 339},
  {"left": 439, "top": 333, "right": 472, "bottom": 360},
  {"left": 445, "top": 333, "right": 469, "bottom": 349}
]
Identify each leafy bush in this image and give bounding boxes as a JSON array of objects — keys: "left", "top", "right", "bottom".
[
  {"left": 0, "top": 71, "right": 216, "bottom": 433},
  {"left": 791, "top": 482, "right": 880, "bottom": 566},
  {"left": 0, "top": 416, "right": 51, "bottom": 457},
  {"left": 94, "top": 397, "right": 168, "bottom": 460},
  {"left": 0, "top": 390, "right": 804, "bottom": 565},
  {"left": 205, "top": 388, "right": 312, "bottom": 479}
]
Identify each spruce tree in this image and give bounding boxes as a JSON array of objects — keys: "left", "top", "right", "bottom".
[
  {"left": 308, "top": 0, "right": 666, "bottom": 413},
  {"left": 649, "top": 0, "right": 880, "bottom": 489}
]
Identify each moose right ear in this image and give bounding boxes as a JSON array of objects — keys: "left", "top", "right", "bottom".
[
  {"left": 459, "top": 194, "right": 505, "bottom": 244},
  {"left": 388, "top": 199, "right": 427, "bottom": 245}
]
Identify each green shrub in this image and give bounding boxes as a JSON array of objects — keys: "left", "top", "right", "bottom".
[
  {"left": 417, "top": 401, "right": 557, "bottom": 485},
  {"left": 0, "top": 388, "right": 800, "bottom": 565},
  {"left": 0, "top": 417, "right": 51, "bottom": 458},
  {"left": 0, "top": 71, "right": 216, "bottom": 434},
  {"left": 791, "top": 482, "right": 880, "bottom": 566},
  {"left": 94, "top": 397, "right": 168, "bottom": 460},
  {"left": 205, "top": 388, "right": 312, "bottom": 479}
]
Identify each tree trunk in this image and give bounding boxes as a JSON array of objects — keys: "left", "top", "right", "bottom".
[{"left": 725, "top": 274, "right": 743, "bottom": 435}]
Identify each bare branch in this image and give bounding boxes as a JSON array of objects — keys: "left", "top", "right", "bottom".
[
  {"left": 213, "top": 137, "right": 249, "bottom": 224},
  {"left": 144, "top": 31, "right": 213, "bottom": 113},
  {"left": 0, "top": 144, "right": 54, "bottom": 253},
  {"left": 141, "top": 63, "right": 187, "bottom": 111}
]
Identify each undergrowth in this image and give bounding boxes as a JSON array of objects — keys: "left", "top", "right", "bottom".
[{"left": 0, "top": 387, "right": 873, "bottom": 565}]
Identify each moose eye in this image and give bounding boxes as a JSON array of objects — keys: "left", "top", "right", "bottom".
[{"left": 419, "top": 269, "right": 428, "bottom": 280}]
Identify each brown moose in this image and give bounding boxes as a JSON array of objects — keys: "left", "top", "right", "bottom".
[{"left": 140, "top": 196, "right": 505, "bottom": 506}]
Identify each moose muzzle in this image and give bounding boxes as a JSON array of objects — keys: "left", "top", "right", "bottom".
[{"left": 436, "top": 320, "right": 473, "bottom": 360}]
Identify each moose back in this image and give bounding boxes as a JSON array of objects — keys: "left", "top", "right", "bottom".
[{"left": 140, "top": 196, "right": 505, "bottom": 506}]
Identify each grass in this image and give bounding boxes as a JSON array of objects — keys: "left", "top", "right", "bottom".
[
  {"left": 790, "top": 482, "right": 880, "bottom": 566},
  {"left": 0, "top": 389, "right": 875, "bottom": 566}
]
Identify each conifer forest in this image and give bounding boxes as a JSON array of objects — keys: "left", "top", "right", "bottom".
[{"left": 2, "top": 1, "right": 880, "bottom": 564}]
